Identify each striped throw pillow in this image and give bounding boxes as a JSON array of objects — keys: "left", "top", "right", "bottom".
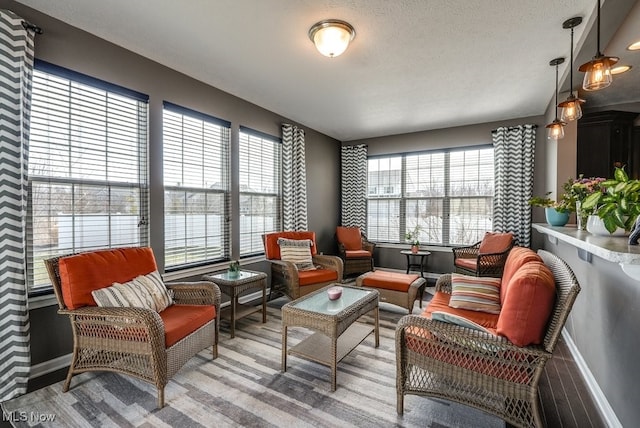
[
  {"left": 449, "top": 273, "right": 501, "bottom": 314},
  {"left": 91, "top": 270, "right": 174, "bottom": 312},
  {"left": 277, "top": 238, "right": 316, "bottom": 271}
]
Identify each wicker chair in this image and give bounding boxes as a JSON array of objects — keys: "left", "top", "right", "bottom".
[
  {"left": 263, "top": 231, "right": 344, "bottom": 300},
  {"left": 395, "top": 250, "right": 581, "bottom": 428},
  {"left": 336, "top": 226, "right": 375, "bottom": 277},
  {"left": 452, "top": 232, "right": 514, "bottom": 277},
  {"left": 44, "top": 247, "right": 221, "bottom": 408}
]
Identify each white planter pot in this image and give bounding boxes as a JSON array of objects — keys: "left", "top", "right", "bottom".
[{"left": 586, "top": 215, "right": 628, "bottom": 236}]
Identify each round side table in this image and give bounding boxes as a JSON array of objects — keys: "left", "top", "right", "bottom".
[{"left": 400, "top": 249, "right": 431, "bottom": 278}]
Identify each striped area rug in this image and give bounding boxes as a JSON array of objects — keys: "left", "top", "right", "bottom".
[{"left": 2, "top": 298, "right": 502, "bottom": 428}]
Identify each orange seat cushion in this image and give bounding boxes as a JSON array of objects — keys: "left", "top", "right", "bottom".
[
  {"left": 497, "top": 261, "right": 556, "bottom": 347},
  {"left": 423, "top": 291, "right": 499, "bottom": 331},
  {"left": 499, "top": 247, "right": 542, "bottom": 303},
  {"left": 297, "top": 268, "right": 338, "bottom": 286},
  {"left": 478, "top": 232, "right": 513, "bottom": 254},
  {"left": 362, "top": 271, "right": 421, "bottom": 293},
  {"left": 263, "top": 231, "right": 317, "bottom": 260},
  {"left": 160, "top": 304, "right": 216, "bottom": 348},
  {"left": 59, "top": 247, "right": 158, "bottom": 310},
  {"left": 336, "top": 227, "right": 362, "bottom": 251},
  {"left": 345, "top": 249, "right": 371, "bottom": 258},
  {"left": 454, "top": 258, "right": 477, "bottom": 270}
]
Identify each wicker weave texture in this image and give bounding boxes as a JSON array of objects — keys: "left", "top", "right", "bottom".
[
  {"left": 396, "top": 250, "right": 580, "bottom": 428},
  {"left": 452, "top": 240, "right": 514, "bottom": 277}
]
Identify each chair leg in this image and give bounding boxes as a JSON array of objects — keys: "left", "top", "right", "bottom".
[
  {"left": 157, "top": 386, "right": 165, "bottom": 408},
  {"left": 397, "top": 392, "right": 404, "bottom": 415},
  {"left": 62, "top": 348, "right": 79, "bottom": 392}
]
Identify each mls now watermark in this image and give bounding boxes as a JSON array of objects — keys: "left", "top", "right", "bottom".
[{"left": 2, "top": 411, "right": 56, "bottom": 423}]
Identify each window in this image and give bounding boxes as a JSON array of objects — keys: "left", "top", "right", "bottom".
[
  {"left": 28, "top": 61, "right": 149, "bottom": 293},
  {"left": 163, "top": 102, "right": 231, "bottom": 269},
  {"left": 239, "top": 127, "right": 281, "bottom": 257},
  {"left": 367, "top": 147, "right": 494, "bottom": 246}
]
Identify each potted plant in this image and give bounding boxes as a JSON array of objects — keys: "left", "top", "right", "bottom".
[
  {"left": 405, "top": 225, "right": 422, "bottom": 253},
  {"left": 528, "top": 192, "right": 572, "bottom": 226},
  {"left": 581, "top": 166, "right": 640, "bottom": 234},
  {"left": 228, "top": 260, "right": 241, "bottom": 277}
]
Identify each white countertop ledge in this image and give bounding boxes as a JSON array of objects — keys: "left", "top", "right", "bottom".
[{"left": 532, "top": 223, "right": 640, "bottom": 265}]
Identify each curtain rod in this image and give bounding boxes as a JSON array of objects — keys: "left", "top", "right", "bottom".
[
  {"left": 491, "top": 124, "right": 538, "bottom": 133},
  {"left": 22, "top": 20, "right": 43, "bottom": 34}
]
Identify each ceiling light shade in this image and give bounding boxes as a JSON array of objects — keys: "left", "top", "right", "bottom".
[
  {"left": 611, "top": 65, "right": 632, "bottom": 75},
  {"left": 628, "top": 40, "right": 640, "bottom": 51},
  {"left": 547, "top": 57, "right": 567, "bottom": 140},
  {"left": 559, "top": 17, "right": 584, "bottom": 122},
  {"left": 308, "top": 19, "right": 355, "bottom": 58},
  {"left": 579, "top": 0, "right": 619, "bottom": 91}
]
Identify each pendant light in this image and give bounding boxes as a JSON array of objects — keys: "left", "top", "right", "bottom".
[
  {"left": 558, "top": 17, "right": 585, "bottom": 122},
  {"left": 546, "top": 57, "right": 567, "bottom": 140},
  {"left": 579, "top": 0, "right": 618, "bottom": 91}
]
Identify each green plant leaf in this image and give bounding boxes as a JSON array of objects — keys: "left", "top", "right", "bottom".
[
  {"left": 601, "top": 179, "right": 619, "bottom": 188},
  {"left": 603, "top": 216, "right": 619, "bottom": 234},
  {"left": 614, "top": 182, "right": 627, "bottom": 194},
  {"left": 581, "top": 192, "right": 601, "bottom": 210},
  {"left": 614, "top": 167, "right": 628, "bottom": 182}
]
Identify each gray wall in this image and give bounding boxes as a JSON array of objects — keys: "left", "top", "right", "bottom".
[{"left": 3, "top": 0, "right": 340, "bottom": 365}]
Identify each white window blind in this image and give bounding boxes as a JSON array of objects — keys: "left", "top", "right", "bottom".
[
  {"left": 163, "top": 102, "right": 231, "bottom": 268},
  {"left": 367, "top": 147, "right": 494, "bottom": 246},
  {"left": 239, "top": 127, "right": 281, "bottom": 257},
  {"left": 28, "top": 62, "right": 149, "bottom": 293}
]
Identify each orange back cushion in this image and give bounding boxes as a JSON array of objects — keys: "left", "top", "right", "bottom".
[
  {"left": 59, "top": 247, "right": 158, "bottom": 309},
  {"left": 478, "top": 232, "right": 513, "bottom": 254},
  {"left": 500, "top": 247, "right": 542, "bottom": 303},
  {"left": 336, "top": 227, "right": 362, "bottom": 251},
  {"left": 496, "top": 261, "right": 556, "bottom": 347},
  {"left": 263, "top": 231, "right": 317, "bottom": 259}
]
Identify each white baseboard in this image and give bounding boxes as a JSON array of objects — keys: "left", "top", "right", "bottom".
[
  {"left": 31, "top": 353, "right": 72, "bottom": 379},
  {"left": 561, "top": 329, "right": 622, "bottom": 428}
]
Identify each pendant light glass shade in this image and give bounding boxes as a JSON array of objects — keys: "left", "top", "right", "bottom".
[
  {"left": 579, "top": 0, "right": 619, "bottom": 91},
  {"left": 559, "top": 17, "right": 584, "bottom": 122},
  {"left": 308, "top": 19, "right": 355, "bottom": 58},
  {"left": 547, "top": 57, "right": 566, "bottom": 140}
]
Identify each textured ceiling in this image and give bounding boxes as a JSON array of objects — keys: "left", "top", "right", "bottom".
[{"left": 13, "top": 0, "right": 640, "bottom": 141}]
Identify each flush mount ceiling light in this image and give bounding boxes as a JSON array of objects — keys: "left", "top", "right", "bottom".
[
  {"left": 579, "top": 0, "right": 619, "bottom": 91},
  {"left": 628, "top": 40, "right": 640, "bottom": 51},
  {"left": 308, "top": 19, "right": 355, "bottom": 58},
  {"left": 611, "top": 65, "right": 632, "bottom": 75},
  {"left": 547, "top": 57, "right": 567, "bottom": 140},
  {"left": 559, "top": 17, "right": 585, "bottom": 122}
]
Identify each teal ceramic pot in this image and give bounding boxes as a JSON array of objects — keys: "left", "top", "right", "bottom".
[{"left": 545, "top": 207, "right": 570, "bottom": 227}]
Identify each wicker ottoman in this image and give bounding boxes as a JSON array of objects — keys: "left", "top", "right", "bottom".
[{"left": 355, "top": 271, "right": 426, "bottom": 314}]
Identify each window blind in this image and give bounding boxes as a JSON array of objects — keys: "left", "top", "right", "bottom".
[
  {"left": 239, "top": 127, "right": 281, "bottom": 257},
  {"left": 163, "top": 102, "right": 231, "bottom": 269},
  {"left": 28, "top": 65, "right": 149, "bottom": 292}
]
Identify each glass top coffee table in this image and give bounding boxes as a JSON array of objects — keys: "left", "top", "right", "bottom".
[{"left": 281, "top": 284, "right": 379, "bottom": 391}]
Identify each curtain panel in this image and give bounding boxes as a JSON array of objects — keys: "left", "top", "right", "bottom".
[
  {"left": 341, "top": 144, "right": 368, "bottom": 230},
  {"left": 281, "top": 124, "right": 308, "bottom": 231},
  {"left": 0, "top": 9, "right": 36, "bottom": 401},
  {"left": 492, "top": 124, "right": 537, "bottom": 247}
]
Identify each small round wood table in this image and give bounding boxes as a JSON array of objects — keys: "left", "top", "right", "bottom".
[{"left": 400, "top": 249, "right": 431, "bottom": 278}]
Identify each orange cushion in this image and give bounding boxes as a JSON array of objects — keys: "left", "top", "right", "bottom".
[
  {"left": 59, "top": 247, "right": 158, "bottom": 310},
  {"left": 497, "top": 261, "right": 556, "bottom": 347},
  {"left": 500, "top": 247, "right": 542, "bottom": 303},
  {"left": 298, "top": 268, "right": 338, "bottom": 286},
  {"left": 263, "top": 231, "right": 317, "bottom": 260},
  {"left": 478, "top": 232, "right": 513, "bottom": 254},
  {"left": 160, "top": 304, "right": 216, "bottom": 348},
  {"left": 336, "top": 227, "right": 362, "bottom": 251},
  {"left": 424, "top": 291, "right": 499, "bottom": 330},
  {"left": 454, "top": 258, "right": 477, "bottom": 270},
  {"left": 362, "top": 271, "right": 420, "bottom": 292},
  {"left": 345, "top": 249, "right": 371, "bottom": 258}
]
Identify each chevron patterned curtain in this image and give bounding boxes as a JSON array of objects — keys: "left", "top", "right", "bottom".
[
  {"left": 281, "top": 124, "right": 308, "bottom": 231},
  {"left": 492, "top": 124, "right": 537, "bottom": 247},
  {"left": 0, "top": 9, "right": 36, "bottom": 401},
  {"left": 341, "top": 144, "right": 368, "bottom": 230}
]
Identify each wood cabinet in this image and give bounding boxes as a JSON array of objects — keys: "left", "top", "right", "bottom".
[{"left": 576, "top": 110, "right": 639, "bottom": 178}]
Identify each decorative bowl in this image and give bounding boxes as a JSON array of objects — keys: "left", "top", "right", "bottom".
[{"left": 327, "top": 286, "right": 343, "bottom": 300}]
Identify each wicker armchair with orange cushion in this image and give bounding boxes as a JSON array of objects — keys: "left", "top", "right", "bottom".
[
  {"left": 452, "top": 231, "right": 514, "bottom": 277},
  {"left": 44, "top": 247, "right": 220, "bottom": 408},
  {"left": 396, "top": 248, "right": 581, "bottom": 428},
  {"left": 263, "top": 231, "right": 343, "bottom": 300},
  {"left": 336, "top": 226, "right": 375, "bottom": 276}
]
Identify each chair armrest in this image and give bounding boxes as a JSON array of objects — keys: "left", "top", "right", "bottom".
[
  {"left": 312, "top": 254, "right": 344, "bottom": 280},
  {"left": 59, "top": 306, "right": 166, "bottom": 356},
  {"left": 167, "top": 281, "right": 221, "bottom": 309},
  {"left": 337, "top": 242, "right": 347, "bottom": 258},
  {"left": 434, "top": 273, "right": 452, "bottom": 293},
  {"left": 362, "top": 240, "right": 376, "bottom": 253},
  {"left": 451, "top": 241, "right": 481, "bottom": 259}
]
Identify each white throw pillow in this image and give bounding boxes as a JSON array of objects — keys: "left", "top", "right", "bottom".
[
  {"left": 277, "top": 238, "right": 316, "bottom": 271},
  {"left": 91, "top": 270, "right": 173, "bottom": 312}
]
